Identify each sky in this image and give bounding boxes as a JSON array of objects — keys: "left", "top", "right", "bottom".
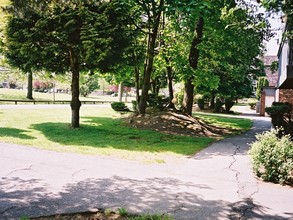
[{"left": 265, "top": 15, "right": 284, "bottom": 55}]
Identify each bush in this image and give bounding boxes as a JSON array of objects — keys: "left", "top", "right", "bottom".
[
  {"left": 224, "top": 99, "right": 235, "bottom": 113},
  {"left": 249, "top": 128, "right": 293, "bottom": 185},
  {"left": 174, "top": 90, "right": 184, "bottom": 108},
  {"left": 147, "top": 94, "right": 169, "bottom": 111},
  {"left": 111, "top": 102, "right": 129, "bottom": 112},
  {"left": 214, "top": 98, "right": 224, "bottom": 113},
  {"left": 132, "top": 100, "right": 137, "bottom": 112},
  {"left": 197, "top": 98, "right": 205, "bottom": 110},
  {"left": 265, "top": 102, "right": 293, "bottom": 136},
  {"left": 248, "top": 98, "right": 257, "bottom": 110}
]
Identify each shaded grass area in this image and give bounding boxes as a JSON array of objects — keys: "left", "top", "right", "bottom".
[
  {"left": 0, "top": 106, "right": 251, "bottom": 162},
  {"left": 0, "top": 127, "right": 35, "bottom": 139},
  {"left": 31, "top": 117, "right": 212, "bottom": 155}
]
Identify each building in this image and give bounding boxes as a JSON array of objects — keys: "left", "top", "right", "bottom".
[
  {"left": 259, "top": 21, "right": 293, "bottom": 116},
  {"left": 259, "top": 56, "right": 278, "bottom": 116},
  {"left": 275, "top": 22, "right": 293, "bottom": 104}
]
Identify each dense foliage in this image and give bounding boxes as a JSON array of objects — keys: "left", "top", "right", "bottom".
[
  {"left": 2, "top": 0, "right": 272, "bottom": 123},
  {"left": 111, "top": 102, "right": 130, "bottom": 112},
  {"left": 256, "top": 76, "right": 269, "bottom": 100},
  {"left": 266, "top": 102, "right": 293, "bottom": 136},
  {"left": 4, "top": 0, "right": 133, "bottom": 127},
  {"left": 249, "top": 128, "right": 293, "bottom": 185}
]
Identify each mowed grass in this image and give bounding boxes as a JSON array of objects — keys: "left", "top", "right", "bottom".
[
  {"left": 194, "top": 112, "right": 252, "bottom": 135},
  {"left": 0, "top": 104, "right": 252, "bottom": 163},
  {"left": 0, "top": 105, "right": 214, "bottom": 162}
]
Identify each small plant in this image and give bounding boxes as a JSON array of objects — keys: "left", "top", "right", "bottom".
[
  {"left": 249, "top": 128, "right": 293, "bottom": 185},
  {"left": 118, "top": 207, "right": 128, "bottom": 217},
  {"left": 111, "top": 102, "right": 130, "bottom": 112},
  {"left": 130, "top": 214, "right": 174, "bottom": 220},
  {"left": 104, "top": 208, "right": 114, "bottom": 216}
]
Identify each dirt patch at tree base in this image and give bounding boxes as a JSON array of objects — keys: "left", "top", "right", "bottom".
[{"left": 123, "top": 110, "right": 233, "bottom": 138}]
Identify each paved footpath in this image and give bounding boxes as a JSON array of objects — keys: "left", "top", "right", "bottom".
[{"left": 0, "top": 115, "right": 292, "bottom": 219}]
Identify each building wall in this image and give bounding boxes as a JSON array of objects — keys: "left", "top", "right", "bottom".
[
  {"left": 260, "top": 87, "right": 276, "bottom": 116},
  {"left": 264, "top": 55, "right": 278, "bottom": 87},
  {"left": 278, "top": 89, "right": 293, "bottom": 104}
]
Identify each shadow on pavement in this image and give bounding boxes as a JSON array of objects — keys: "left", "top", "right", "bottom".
[{"left": 1, "top": 176, "right": 291, "bottom": 220}]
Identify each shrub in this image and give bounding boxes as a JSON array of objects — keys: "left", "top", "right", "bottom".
[
  {"left": 147, "top": 94, "right": 169, "bottom": 111},
  {"left": 111, "top": 102, "right": 129, "bottom": 112},
  {"left": 265, "top": 102, "right": 293, "bottom": 136},
  {"left": 224, "top": 99, "right": 235, "bottom": 113},
  {"left": 132, "top": 100, "right": 137, "bottom": 112},
  {"left": 214, "top": 98, "right": 224, "bottom": 113},
  {"left": 249, "top": 128, "right": 293, "bottom": 185},
  {"left": 174, "top": 90, "right": 184, "bottom": 108},
  {"left": 197, "top": 98, "right": 205, "bottom": 110},
  {"left": 248, "top": 98, "right": 257, "bottom": 110}
]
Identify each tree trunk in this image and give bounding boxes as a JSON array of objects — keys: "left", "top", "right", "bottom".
[
  {"left": 138, "top": 0, "right": 164, "bottom": 114},
  {"left": 182, "top": 16, "right": 204, "bottom": 115},
  {"left": 166, "top": 65, "right": 175, "bottom": 109},
  {"left": 151, "top": 77, "right": 160, "bottom": 95},
  {"left": 26, "top": 71, "right": 33, "bottom": 100},
  {"left": 138, "top": 32, "right": 157, "bottom": 114},
  {"left": 118, "top": 83, "right": 123, "bottom": 102},
  {"left": 182, "top": 78, "right": 194, "bottom": 115},
  {"left": 135, "top": 65, "right": 140, "bottom": 108},
  {"left": 69, "top": 48, "right": 81, "bottom": 129},
  {"left": 210, "top": 92, "right": 216, "bottom": 109}
]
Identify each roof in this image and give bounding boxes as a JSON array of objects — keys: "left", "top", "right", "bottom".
[{"left": 263, "top": 55, "right": 278, "bottom": 66}]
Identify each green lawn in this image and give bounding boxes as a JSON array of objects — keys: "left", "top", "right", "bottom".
[
  {"left": 0, "top": 103, "right": 252, "bottom": 163},
  {"left": 194, "top": 112, "right": 252, "bottom": 135}
]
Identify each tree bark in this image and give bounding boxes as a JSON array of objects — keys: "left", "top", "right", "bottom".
[
  {"left": 26, "top": 71, "right": 33, "bottom": 100},
  {"left": 182, "top": 16, "right": 204, "bottom": 115},
  {"left": 138, "top": 0, "right": 164, "bottom": 114},
  {"left": 138, "top": 32, "right": 157, "bottom": 114},
  {"left": 182, "top": 78, "right": 194, "bottom": 115},
  {"left": 118, "top": 83, "right": 123, "bottom": 102},
  {"left": 135, "top": 65, "right": 140, "bottom": 108},
  {"left": 210, "top": 92, "right": 215, "bottom": 110},
  {"left": 69, "top": 48, "right": 81, "bottom": 129},
  {"left": 166, "top": 65, "right": 175, "bottom": 109}
]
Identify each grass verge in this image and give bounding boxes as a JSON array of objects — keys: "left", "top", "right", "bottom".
[{"left": 0, "top": 105, "right": 251, "bottom": 163}]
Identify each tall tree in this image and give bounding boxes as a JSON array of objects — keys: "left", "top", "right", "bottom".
[
  {"left": 135, "top": 0, "right": 165, "bottom": 114},
  {"left": 4, "top": 0, "right": 132, "bottom": 128}
]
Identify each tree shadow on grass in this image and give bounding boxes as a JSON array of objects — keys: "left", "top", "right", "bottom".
[
  {"left": 0, "top": 128, "right": 35, "bottom": 140},
  {"left": 31, "top": 117, "right": 212, "bottom": 155},
  {"left": 1, "top": 176, "right": 292, "bottom": 219}
]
